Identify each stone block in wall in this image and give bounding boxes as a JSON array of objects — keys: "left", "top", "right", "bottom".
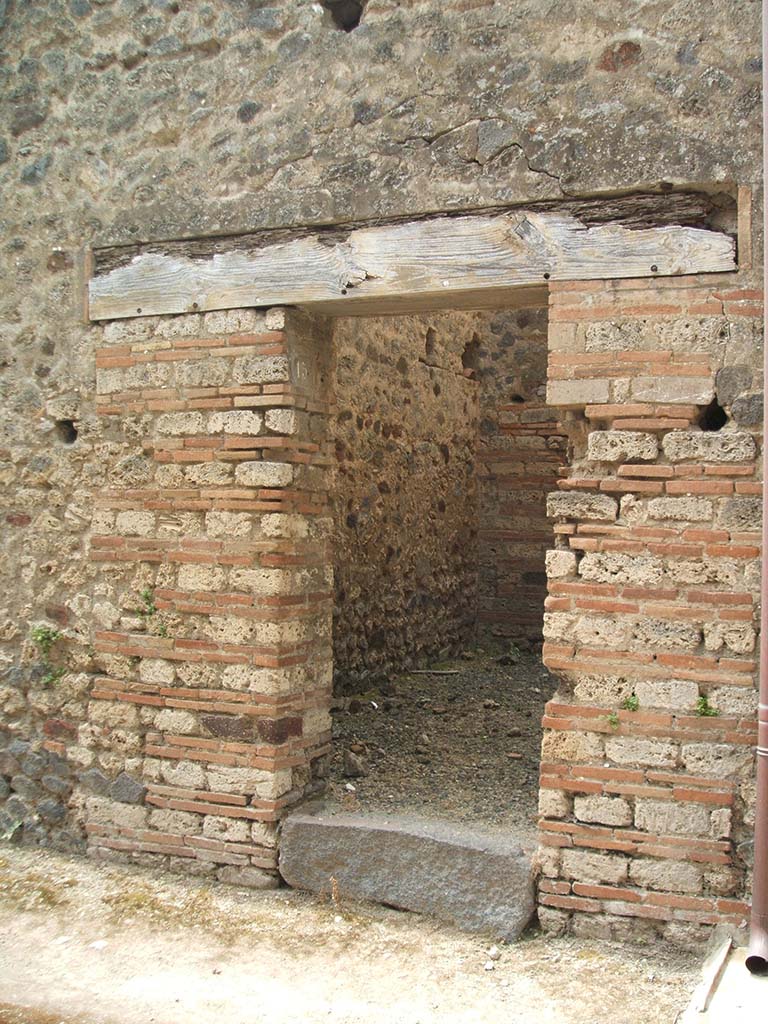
[
  {"left": 538, "top": 788, "right": 572, "bottom": 818},
  {"left": 265, "top": 408, "right": 299, "bottom": 434},
  {"left": 680, "top": 743, "right": 754, "bottom": 778},
  {"left": 545, "top": 549, "right": 578, "bottom": 578},
  {"left": 573, "top": 615, "right": 630, "bottom": 649},
  {"left": 234, "top": 461, "right": 294, "bottom": 487},
  {"left": 217, "top": 866, "right": 280, "bottom": 889},
  {"left": 587, "top": 430, "right": 658, "bottom": 462},
  {"left": 156, "top": 412, "right": 206, "bottom": 436},
  {"left": 703, "top": 621, "right": 756, "bottom": 654},
  {"left": 628, "top": 859, "right": 703, "bottom": 894},
  {"left": 202, "top": 309, "right": 266, "bottom": 335},
  {"left": 546, "top": 492, "right": 618, "bottom": 522},
  {"left": 584, "top": 317, "right": 727, "bottom": 355},
  {"left": 547, "top": 378, "right": 610, "bottom": 406},
  {"left": 578, "top": 551, "right": 663, "bottom": 586},
  {"left": 633, "top": 799, "right": 711, "bottom": 837},
  {"left": 632, "top": 678, "right": 700, "bottom": 711},
  {"left": 629, "top": 376, "right": 714, "bottom": 404},
  {"left": 665, "top": 557, "right": 740, "bottom": 587},
  {"left": 604, "top": 736, "right": 678, "bottom": 768},
  {"left": 647, "top": 496, "right": 713, "bottom": 521},
  {"left": 232, "top": 355, "right": 290, "bottom": 385},
  {"left": 573, "top": 794, "right": 633, "bottom": 827},
  {"left": 630, "top": 618, "right": 701, "bottom": 651},
  {"left": 707, "top": 687, "right": 758, "bottom": 717},
  {"left": 718, "top": 495, "right": 762, "bottom": 530},
  {"left": 572, "top": 675, "right": 636, "bottom": 706},
  {"left": 662, "top": 430, "right": 757, "bottom": 463},
  {"left": 260, "top": 513, "right": 311, "bottom": 538},
  {"left": 540, "top": 730, "right": 604, "bottom": 763},
  {"left": 715, "top": 365, "right": 753, "bottom": 406},
  {"left": 542, "top": 612, "right": 576, "bottom": 641},
  {"left": 209, "top": 410, "right": 264, "bottom": 435},
  {"left": 731, "top": 392, "right": 763, "bottom": 426},
  {"left": 204, "top": 510, "right": 252, "bottom": 537},
  {"left": 560, "top": 849, "right": 628, "bottom": 885}
]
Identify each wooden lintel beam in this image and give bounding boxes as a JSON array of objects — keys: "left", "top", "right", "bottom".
[{"left": 87, "top": 211, "right": 736, "bottom": 322}]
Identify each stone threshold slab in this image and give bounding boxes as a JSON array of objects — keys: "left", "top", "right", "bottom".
[{"left": 278, "top": 803, "right": 536, "bottom": 940}]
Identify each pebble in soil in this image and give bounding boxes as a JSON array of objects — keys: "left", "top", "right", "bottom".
[{"left": 328, "top": 646, "right": 559, "bottom": 838}]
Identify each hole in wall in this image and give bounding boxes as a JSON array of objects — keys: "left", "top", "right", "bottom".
[
  {"left": 55, "top": 419, "right": 78, "bottom": 444},
  {"left": 322, "top": 0, "right": 367, "bottom": 31},
  {"left": 698, "top": 398, "right": 728, "bottom": 431},
  {"left": 425, "top": 327, "right": 436, "bottom": 359},
  {"left": 461, "top": 333, "right": 482, "bottom": 377}
]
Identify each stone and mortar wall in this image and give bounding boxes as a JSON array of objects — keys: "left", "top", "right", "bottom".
[
  {"left": 0, "top": 0, "right": 764, "bottom": 939},
  {"left": 83, "top": 306, "right": 333, "bottom": 882},
  {"left": 331, "top": 313, "right": 480, "bottom": 690},
  {"left": 3, "top": 306, "right": 334, "bottom": 883},
  {"left": 330, "top": 307, "right": 559, "bottom": 689},
  {"left": 475, "top": 309, "right": 566, "bottom": 644},
  {"left": 537, "top": 276, "right": 763, "bottom": 944}
]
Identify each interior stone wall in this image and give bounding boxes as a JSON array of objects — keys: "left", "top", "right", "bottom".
[
  {"left": 475, "top": 308, "right": 567, "bottom": 644},
  {"left": 330, "top": 307, "right": 560, "bottom": 691},
  {"left": 330, "top": 313, "right": 480, "bottom": 691}
]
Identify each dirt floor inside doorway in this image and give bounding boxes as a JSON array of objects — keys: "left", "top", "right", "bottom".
[{"left": 327, "top": 645, "right": 555, "bottom": 840}]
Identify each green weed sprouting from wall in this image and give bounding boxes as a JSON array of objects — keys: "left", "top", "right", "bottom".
[
  {"left": 29, "top": 625, "right": 66, "bottom": 687},
  {"left": 695, "top": 695, "right": 719, "bottom": 717},
  {"left": 137, "top": 588, "right": 168, "bottom": 637}
]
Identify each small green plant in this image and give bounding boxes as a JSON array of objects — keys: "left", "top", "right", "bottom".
[
  {"left": 606, "top": 711, "right": 620, "bottom": 730},
  {"left": 137, "top": 587, "right": 170, "bottom": 638},
  {"left": 621, "top": 694, "right": 640, "bottom": 713},
  {"left": 695, "top": 695, "right": 719, "bottom": 717},
  {"left": 41, "top": 665, "right": 66, "bottom": 687},
  {"left": 29, "top": 625, "right": 66, "bottom": 687},
  {"left": 29, "top": 625, "right": 61, "bottom": 659}
]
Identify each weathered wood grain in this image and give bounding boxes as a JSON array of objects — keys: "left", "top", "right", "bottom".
[
  {"left": 93, "top": 190, "right": 728, "bottom": 273},
  {"left": 88, "top": 210, "right": 736, "bottom": 321}
]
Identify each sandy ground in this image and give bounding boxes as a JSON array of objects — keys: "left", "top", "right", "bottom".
[{"left": 0, "top": 845, "right": 701, "bottom": 1024}]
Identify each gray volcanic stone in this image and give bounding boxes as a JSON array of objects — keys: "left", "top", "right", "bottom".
[
  {"left": 4, "top": 795, "right": 29, "bottom": 820},
  {"left": 41, "top": 773, "right": 71, "bottom": 797},
  {"left": 715, "top": 364, "right": 752, "bottom": 406},
  {"left": 38, "top": 799, "right": 67, "bottom": 824},
  {"left": 279, "top": 805, "right": 535, "bottom": 940},
  {"left": 719, "top": 496, "right": 762, "bottom": 531},
  {"left": 21, "top": 752, "right": 47, "bottom": 779},
  {"left": 79, "top": 767, "right": 110, "bottom": 794},
  {"left": 731, "top": 392, "right": 763, "bottom": 427},
  {"left": 110, "top": 772, "right": 146, "bottom": 805},
  {"left": 11, "top": 775, "right": 40, "bottom": 800}
]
